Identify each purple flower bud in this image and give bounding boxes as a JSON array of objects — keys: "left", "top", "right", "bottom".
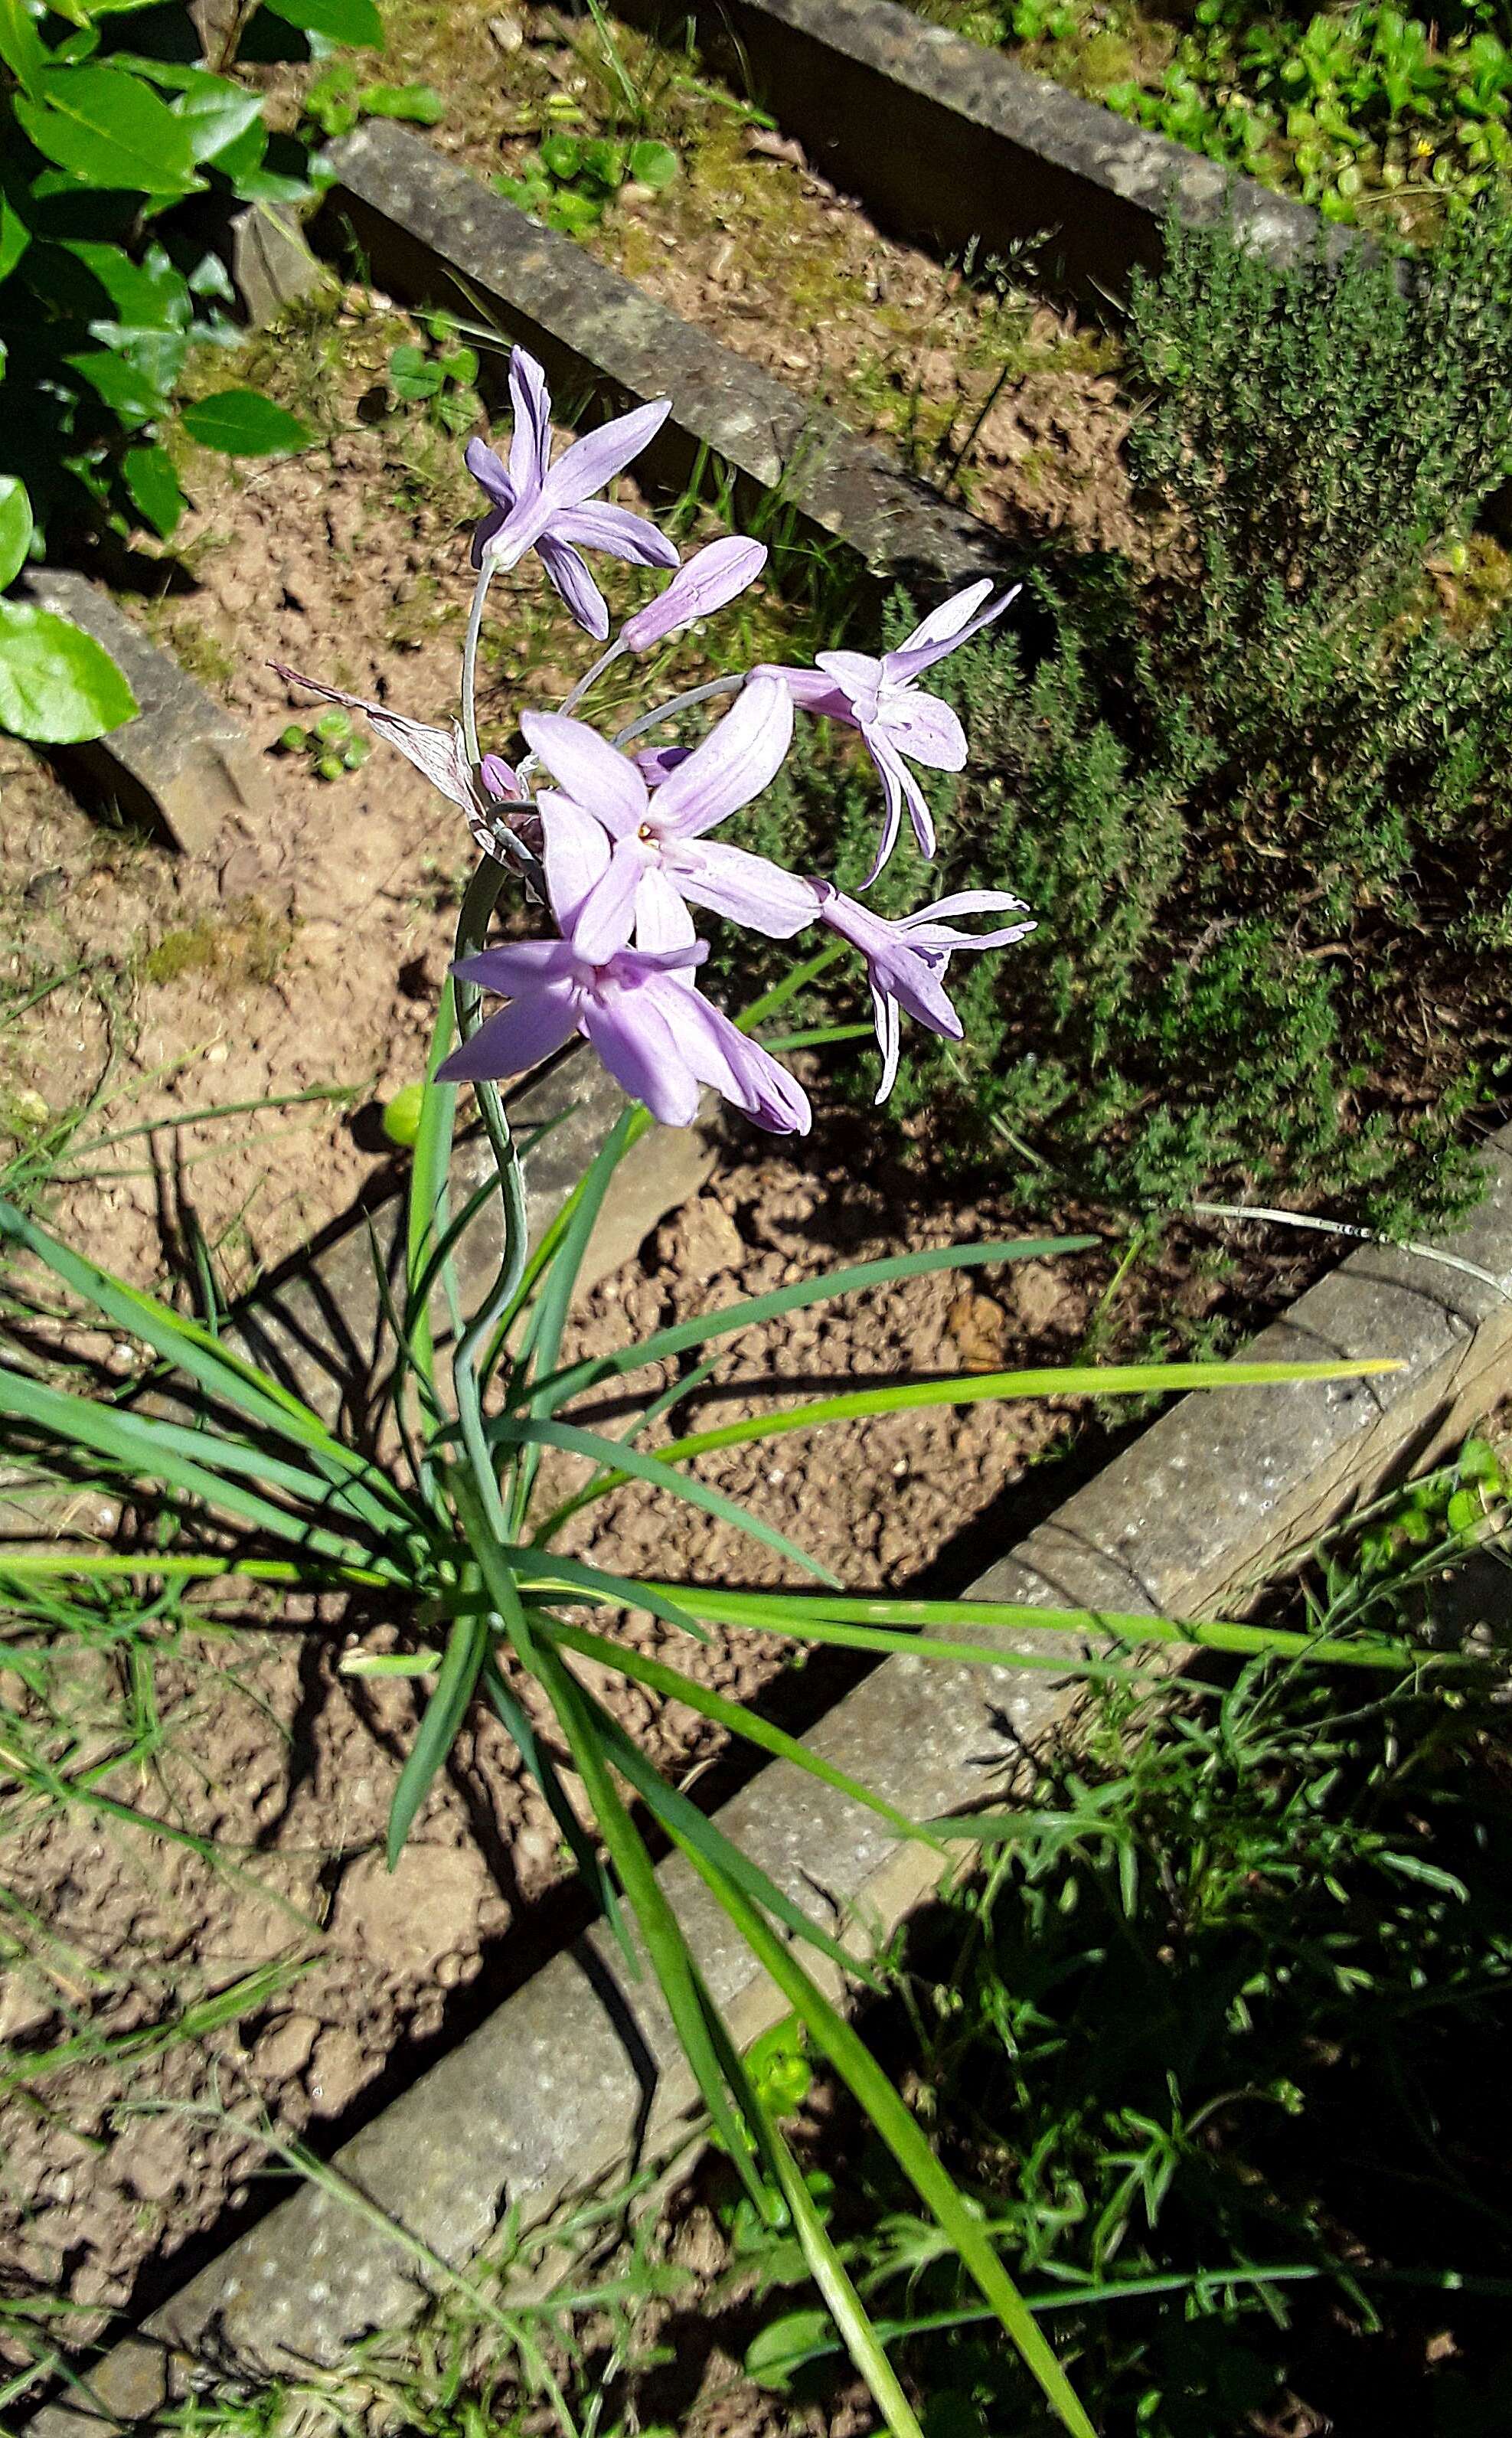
[
  {"left": 480, "top": 752, "right": 524, "bottom": 801},
  {"left": 619, "top": 538, "right": 767, "bottom": 655}
]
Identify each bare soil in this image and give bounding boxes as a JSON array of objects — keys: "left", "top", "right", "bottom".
[{"left": 275, "top": 0, "right": 1139, "bottom": 557}]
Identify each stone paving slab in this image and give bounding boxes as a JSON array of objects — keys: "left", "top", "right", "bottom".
[
  {"left": 18, "top": 568, "right": 272, "bottom": 860},
  {"left": 29, "top": 1122, "right": 1512, "bottom": 2432},
  {"left": 319, "top": 123, "right": 1013, "bottom": 593},
  {"left": 616, "top": 0, "right": 1344, "bottom": 296}
]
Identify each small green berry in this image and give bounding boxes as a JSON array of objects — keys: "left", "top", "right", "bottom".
[{"left": 381, "top": 1082, "right": 427, "bottom": 1147}]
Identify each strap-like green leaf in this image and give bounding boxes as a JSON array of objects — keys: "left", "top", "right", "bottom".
[
  {"left": 523, "top": 1237, "right": 1101, "bottom": 1414},
  {"left": 500, "top": 1411, "right": 837, "bottom": 1586},
  {"left": 386, "top": 1612, "right": 491, "bottom": 1867},
  {"left": 643, "top": 1354, "right": 1404, "bottom": 1466}
]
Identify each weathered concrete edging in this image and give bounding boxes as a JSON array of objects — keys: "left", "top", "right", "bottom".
[
  {"left": 20, "top": 568, "right": 273, "bottom": 860},
  {"left": 615, "top": 0, "right": 1344, "bottom": 297},
  {"left": 318, "top": 123, "right": 1014, "bottom": 593},
  {"left": 31, "top": 1123, "right": 1512, "bottom": 2433}
]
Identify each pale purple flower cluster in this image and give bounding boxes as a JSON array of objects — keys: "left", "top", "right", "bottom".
[{"left": 279, "top": 348, "right": 1033, "bottom": 1132}]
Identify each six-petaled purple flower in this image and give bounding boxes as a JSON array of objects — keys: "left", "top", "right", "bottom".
[
  {"left": 438, "top": 784, "right": 811, "bottom": 1134},
  {"left": 521, "top": 677, "right": 820, "bottom": 964},
  {"left": 465, "top": 349, "right": 678, "bottom": 639},
  {"left": 761, "top": 578, "right": 1020, "bottom": 883},
  {"left": 818, "top": 883, "right": 1035, "bottom": 1104}
]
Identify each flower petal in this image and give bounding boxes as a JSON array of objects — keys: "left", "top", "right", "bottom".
[
  {"left": 621, "top": 537, "right": 766, "bottom": 652},
  {"left": 452, "top": 939, "right": 577, "bottom": 992},
  {"left": 464, "top": 436, "right": 514, "bottom": 512},
  {"left": 507, "top": 348, "right": 552, "bottom": 500},
  {"left": 437, "top": 985, "right": 580, "bottom": 1083},
  {"left": 550, "top": 500, "right": 679, "bottom": 568},
  {"left": 860, "top": 738, "right": 906, "bottom": 887},
  {"left": 571, "top": 835, "right": 655, "bottom": 964},
  {"left": 634, "top": 864, "right": 699, "bottom": 966},
  {"left": 537, "top": 792, "right": 612, "bottom": 934},
  {"left": 757, "top": 663, "right": 858, "bottom": 722},
  {"left": 521, "top": 711, "right": 648, "bottom": 836},
  {"left": 883, "top": 691, "right": 967, "bottom": 771},
  {"left": 644, "top": 976, "right": 810, "bottom": 1134},
  {"left": 652, "top": 674, "right": 794, "bottom": 839},
  {"left": 480, "top": 751, "right": 525, "bottom": 802},
  {"left": 665, "top": 838, "right": 821, "bottom": 940},
  {"left": 871, "top": 980, "right": 901, "bottom": 1106},
  {"left": 873, "top": 734, "right": 936, "bottom": 863},
  {"left": 535, "top": 533, "right": 610, "bottom": 639},
  {"left": 540, "top": 397, "right": 672, "bottom": 512},
  {"left": 635, "top": 743, "right": 693, "bottom": 787},
  {"left": 581, "top": 985, "right": 700, "bottom": 1126},
  {"left": 883, "top": 581, "right": 1019, "bottom": 683}
]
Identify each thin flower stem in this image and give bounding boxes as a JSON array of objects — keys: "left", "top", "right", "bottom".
[
  {"left": 514, "top": 637, "right": 630, "bottom": 787},
  {"left": 611, "top": 672, "right": 746, "bottom": 749},
  {"left": 450, "top": 859, "right": 531, "bottom": 1518},
  {"left": 461, "top": 561, "right": 495, "bottom": 766},
  {"left": 559, "top": 637, "right": 626, "bottom": 717}
]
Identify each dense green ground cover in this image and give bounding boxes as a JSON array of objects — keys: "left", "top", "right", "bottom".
[{"left": 923, "top": 0, "right": 1512, "bottom": 239}]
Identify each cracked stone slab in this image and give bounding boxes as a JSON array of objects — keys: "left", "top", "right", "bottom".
[
  {"left": 319, "top": 123, "right": 1012, "bottom": 593},
  {"left": 616, "top": 0, "right": 1350, "bottom": 296},
  {"left": 18, "top": 568, "right": 272, "bottom": 859},
  {"left": 29, "top": 1120, "right": 1512, "bottom": 2433}
]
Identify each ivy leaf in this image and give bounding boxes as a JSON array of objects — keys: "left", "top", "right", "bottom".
[
  {"left": 180, "top": 388, "right": 312, "bottom": 456},
  {"left": 0, "top": 598, "right": 137, "bottom": 743},
  {"left": 122, "top": 443, "right": 186, "bottom": 541},
  {"left": 261, "top": 0, "right": 384, "bottom": 45},
  {"left": 0, "top": 477, "right": 33, "bottom": 593},
  {"left": 14, "top": 66, "right": 203, "bottom": 198}
]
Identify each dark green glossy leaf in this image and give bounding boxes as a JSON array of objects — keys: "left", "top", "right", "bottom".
[
  {"left": 122, "top": 442, "right": 185, "bottom": 539},
  {"left": 0, "top": 195, "right": 31, "bottom": 283},
  {"left": 263, "top": 0, "right": 383, "bottom": 44}
]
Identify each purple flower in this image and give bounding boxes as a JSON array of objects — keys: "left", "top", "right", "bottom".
[
  {"left": 818, "top": 882, "right": 1034, "bottom": 1103},
  {"left": 519, "top": 675, "right": 821, "bottom": 963},
  {"left": 437, "top": 790, "right": 810, "bottom": 1134},
  {"left": 465, "top": 349, "right": 678, "bottom": 639},
  {"left": 761, "top": 578, "right": 1019, "bottom": 884},
  {"left": 619, "top": 538, "right": 767, "bottom": 654}
]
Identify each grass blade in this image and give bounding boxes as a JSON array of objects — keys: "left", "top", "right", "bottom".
[{"left": 674, "top": 1846, "right": 1098, "bottom": 2438}]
